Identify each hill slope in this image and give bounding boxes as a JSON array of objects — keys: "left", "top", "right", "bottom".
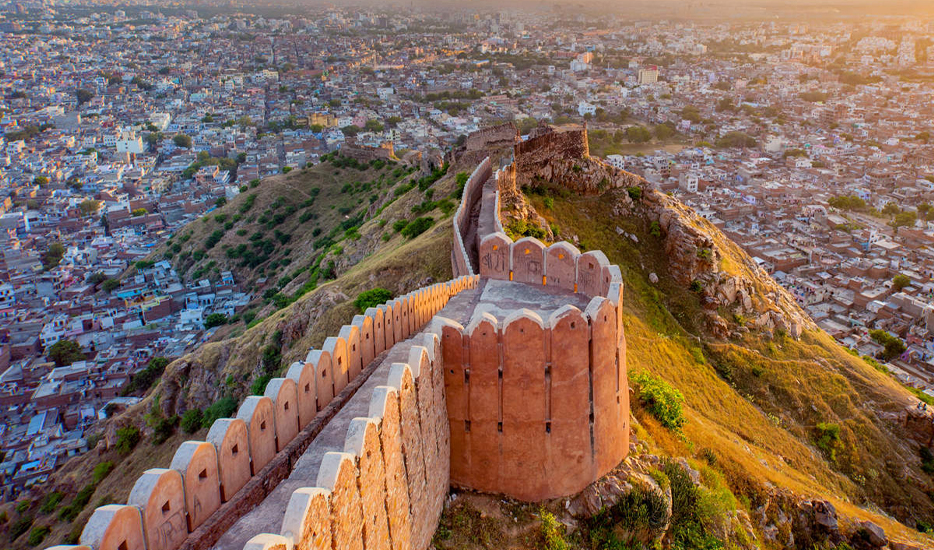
[
  {"left": 0, "top": 156, "right": 463, "bottom": 550},
  {"left": 511, "top": 183, "right": 933, "bottom": 547}
]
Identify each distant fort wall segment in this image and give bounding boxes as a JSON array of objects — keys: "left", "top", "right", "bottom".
[
  {"left": 73, "top": 276, "right": 480, "bottom": 550},
  {"left": 452, "top": 157, "right": 493, "bottom": 278}
]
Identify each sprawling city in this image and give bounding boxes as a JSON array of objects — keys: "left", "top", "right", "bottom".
[{"left": 2, "top": 1, "right": 934, "bottom": 550}]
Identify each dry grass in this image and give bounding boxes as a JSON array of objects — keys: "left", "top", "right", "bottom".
[{"left": 536, "top": 190, "right": 934, "bottom": 546}]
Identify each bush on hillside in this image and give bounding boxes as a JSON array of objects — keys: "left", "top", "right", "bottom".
[
  {"left": 354, "top": 288, "right": 393, "bottom": 312},
  {"left": 401, "top": 216, "right": 434, "bottom": 239},
  {"left": 631, "top": 372, "right": 685, "bottom": 430}
]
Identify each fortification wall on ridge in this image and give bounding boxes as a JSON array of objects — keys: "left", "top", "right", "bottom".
[
  {"left": 464, "top": 122, "right": 519, "bottom": 152},
  {"left": 340, "top": 140, "right": 397, "bottom": 163},
  {"left": 437, "top": 298, "right": 628, "bottom": 501},
  {"left": 452, "top": 157, "right": 493, "bottom": 277},
  {"left": 73, "top": 276, "right": 480, "bottom": 550}
]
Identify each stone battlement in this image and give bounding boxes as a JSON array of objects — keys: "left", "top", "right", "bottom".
[
  {"left": 57, "top": 138, "right": 633, "bottom": 550},
  {"left": 73, "top": 277, "right": 479, "bottom": 550}
]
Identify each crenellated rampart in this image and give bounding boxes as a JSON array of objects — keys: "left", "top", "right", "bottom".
[
  {"left": 75, "top": 276, "right": 480, "bottom": 550},
  {"left": 451, "top": 157, "right": 493, "bottom": 277},
  {"left": 55, "top": 124, "right": 634, "bottom": 550}
]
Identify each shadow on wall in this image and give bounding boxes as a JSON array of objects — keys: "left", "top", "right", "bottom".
[{"left": 73, "top": 276, "right": 480, "bottom": 550}]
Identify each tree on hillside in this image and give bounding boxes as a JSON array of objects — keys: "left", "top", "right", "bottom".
[
  {"left": 869, "top": 329, "right": 907, "bottom": 361},
  {"left": 47, "top": 339, "right": 85, "bottom": 367},
  {"left": 626, "top": 125, "right": 652, "bottom": 143}
]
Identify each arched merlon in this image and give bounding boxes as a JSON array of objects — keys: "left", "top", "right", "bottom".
[
  {"left": 80, "top": 505, "right": 145, "bottom": 550},
  {"left": 475, "top": 234, "right": 623, "bottom": 302},
  {"left": 67, "top": 277, "right": 478, "bottom": 550}
]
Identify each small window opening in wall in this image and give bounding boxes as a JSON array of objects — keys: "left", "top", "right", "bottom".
[
  {"left": 305, "top": 384, "right": 310, "bottom": 393},
  {"left": 545, "top": 421, "right": 551, "bottom": 433},
  {"left": 464, "top": 371, "right": 470, "bottom": 383},
  {"left": 284, "top": 401, "right": 290, "bottom": 411},
  {"left": 497, "top": 422, "right": 503, "bottom": 432},
  {"left": 199, "top": 469, "right": 207, "bottom": 480},
  {"left": 118, "top": 541, "right": 128, "bottom": 550},
  {"left": 162, "top": 501, "right": 171, "bottom": 514},
  {"left": 338, "top": 357, "right": 342, "bottom": 365},
  {"left": 260, "top": 421, "right": 267, "bottom": 431},
  {"left": 465, "top": 420, "right": 471, "bottom": 433},
  {"left": 322, "top": 369, "right": 327, "bottom": 377},
  {"left": 352, "top": 344, "right": 356, "bottom": 352},
  {"left": 570, "top": 322, "right": 576, "bottom": 329},
  {"left": 231, "top": 444, "right": 239, "bottom": 456}
]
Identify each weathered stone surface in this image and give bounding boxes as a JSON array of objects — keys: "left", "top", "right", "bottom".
[
  {"left": 545, "top": 242, "right": 580, "bottom": 292},
  {"left": 344, "top": 418, "right": 391, "bottom": 550},
  {"left": 316, "top": 453, "right": 363, "bottom": 550},
  {"left": 81, "top": 505, "right": 146, "bottom": 550},
  {"left": 236, "top": 396, "right": 277, "bottom": 475},
  {"left": 860, "top": 521, "right": 888, "bottom": 548},
  {"left": 170, "top": 441, "right": 222, "bottom": 531},
  {"left": 511, "top": 237, "right": 546, "bottom": 286},
  {"left": 285, "top": 362, "right": 316, "bottom": 430},
  {"left": 500, "top": 309, "right": 548, "bottom": 501},
  {"left": 368, "top": 387, "right": 412, "bottom": 550},
  {"left": 206, "top": 418, "right": 252, "bottom": 502},
  {"left": 128, "top": 469, "right": 188, "bottom": 550},
  {"left": 280, "top": 488, "right": 331, "bottom": 550},
  {"left": 264, "top": 378, "right": 300, "bottom": 452}
]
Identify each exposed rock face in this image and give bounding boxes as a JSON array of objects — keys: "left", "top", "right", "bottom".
[
  {"left": 497, "top": 125, "right": 643, "bottom": 200},
  {"left": 639, "top": 189, "right": 814, "bottom": 340}
]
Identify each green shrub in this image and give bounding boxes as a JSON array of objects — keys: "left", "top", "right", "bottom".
[
  {"left": 649, "top": 221, "right": 661, "bottom": 237},
  {"left": 540, "top": 509, "right": 568, "bottom": 550},
  {"left": 354, "top": 288, "right": 393, "bottom": 312},
  {"left": 251, "top": 374, "right": 273, "bottom": 395},
  {"left": 39, "top": 493, "right": 63, "bottom": 514},
  {"left": 627, "top": 186, "right": 642, "bottom": 201},
  {"left": 815, "top": 422, "right": 841, "bottom": 462},
  {"left": 10, "top": 515, "right": 33, "bottom": 539},
  {"left": 202, "top": 396, "right": 238, "bottom": 428},
  {"left": 181, "top": 409, "right": 204, "bottom": 434},
  {"left": 122, "top": 356, "right": 169, "bottom": 395},
  {"left": 632, "top": 372, "right": 685, "bottom": 430},
  {"left": 115, "top": 425, "right": 142, "bottom": 454},
  {"left": 401, "top": 216, "right": 434, "bottom": 239},
  {"left": 393, "top": 219, "right": 409, "bottom": 233},
  {"left": 204, "top": 313, "right": 228, "bottom": 329},
  {"left": 27, "top": 525, "right": 50, "bottom": 546},
  {"left": 92, "top": 461, "right": 115, "bottom": 484}
]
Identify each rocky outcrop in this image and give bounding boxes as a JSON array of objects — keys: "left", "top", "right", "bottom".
[{"left": 638, "top": 189, "right": 814, "bottom": 340}]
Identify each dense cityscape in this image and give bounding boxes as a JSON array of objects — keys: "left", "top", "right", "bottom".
[{"left": 2, "top": 0, "right": 934, "bottom": 532}]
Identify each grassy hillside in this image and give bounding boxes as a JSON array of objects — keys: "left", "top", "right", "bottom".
[
  {"left": 526, "top": 187, "right": 933, "bottom": 546},
  {"left": 0, "top": 155, "right": 465, "bottom": 550}
]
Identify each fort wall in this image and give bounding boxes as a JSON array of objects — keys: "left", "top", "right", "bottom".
[
  {"left": 464, "top": 122, "right": 519, "bottom": 152},
  {"left": 439, "top": 247, "right": 628, "bottom": 501},
  {"left": 340, "top": 140, "right": 397, "bottom": 163},
  {"left": 76, "top": 276, "right": 480, "bottom": 550},
  {"left": 452, "top": 157, "right": 493, "bottom": 277},
  {"left": 507, "top": 127, "right": 643, "bottom": 197},
  {"left": 62, "top": 134, "right": 635, "bottom": 550}
]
